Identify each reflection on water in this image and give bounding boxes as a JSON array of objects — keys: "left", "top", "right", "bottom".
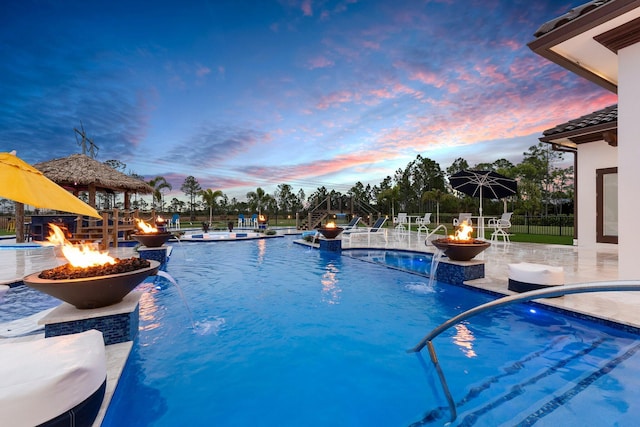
[
  {"left": 453, "top": 323, "right": 477, "bottom": 358},
  {"left": 321, "top": 262, "right": 341, "bottom": 304},
  {"left": 138, "top": 284, "right": 160, "bottom": 332},
  {"left": 257, "top": 239, "right": 267, "bottom": 263}
]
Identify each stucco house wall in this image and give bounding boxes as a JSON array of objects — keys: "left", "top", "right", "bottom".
[
  {"left": 618, "top": 42, "right": 640, "bottom": 279},
  {"left": 578, "top": 140, "right": 617, "bottom": 248}
]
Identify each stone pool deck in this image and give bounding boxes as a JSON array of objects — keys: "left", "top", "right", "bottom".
[{"left": 0, "top": 230, "right": 635, "bottom": 426}]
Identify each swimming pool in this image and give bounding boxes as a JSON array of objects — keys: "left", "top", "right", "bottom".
[{"left": 103, "top": 238, "right": 640, "bottom": 426}]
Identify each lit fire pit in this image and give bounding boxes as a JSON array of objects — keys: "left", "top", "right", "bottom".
[
  {"left": 24, "top": 224, "right": 159, "bottom": 309},
  {"left": 131, "top": 218, "right": 172, "bottom": 247},
  {"left": 431, "top": 220, "right": 490, "bottom": 261},
  {"left": 318, "top": 222, "right": 344, "bottom": 239},
  {"left": 257, "top": 214, "right": 268, "bottom": 229}
]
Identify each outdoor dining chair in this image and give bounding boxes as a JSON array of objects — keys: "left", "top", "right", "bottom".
[{"left": 488, "top": 212, "right": 513, "bottom": 243}]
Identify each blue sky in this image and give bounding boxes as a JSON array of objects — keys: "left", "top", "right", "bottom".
[{"left": 1, "top": 0, "right": 617, "bottom": 201}]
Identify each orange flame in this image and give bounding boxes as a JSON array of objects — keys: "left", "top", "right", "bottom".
[
  {"left": 46, "top": 224, "right": 116, "bottom": 268},
  {"left": 136, "top": 218, "right": 158, "bottom": 233},
  {"left": 325, "top": 221, "right": 336, "bottom": 229},
  {"left": 258, "top": 214, "right": 266, "bottom": 222},
  {"left": 448, "top": 220, "right": 473, "bottom": 241},
  {"left": 155, "top": 216, "right": 166, "bottom": 223}
]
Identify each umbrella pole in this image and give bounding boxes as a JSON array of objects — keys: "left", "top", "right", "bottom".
[{"left": 479, "top": 187, "right": 484, "bottom": 239}]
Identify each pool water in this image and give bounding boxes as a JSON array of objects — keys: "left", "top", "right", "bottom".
[
  {"left": 103, "top": 238, "right": 640, "bottom": 426},
  {"left": 344, "top": 249, "right": 434, "bottom": 276},
  {"left": 0, "top": 284, "right": 60, "bottom": 322}
]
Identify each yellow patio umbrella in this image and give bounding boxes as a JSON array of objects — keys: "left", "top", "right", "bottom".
[{"left": 0, "top": 151, "right": 101, "bottom": 219}]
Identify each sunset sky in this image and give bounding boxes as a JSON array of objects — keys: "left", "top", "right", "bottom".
[{"left": 1, "top": 0, "right": 617, "bottom": 201}]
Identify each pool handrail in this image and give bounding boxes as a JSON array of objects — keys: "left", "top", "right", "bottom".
[
  {"left": 408, "top": 280, "right": 640, "bottom": 423},
  {"left": 423, "top": 224, "right": 448, "bottom": 246},
  {"left": 409, "top": 280, "right": 640, "bottom": 353}
]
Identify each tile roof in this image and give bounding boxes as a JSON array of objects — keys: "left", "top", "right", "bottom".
[
  {"left": 533, "top": 0, "right": 614, "bottom": 37},
  {"left": 542, "top": 104, "right": 617, "bottom": 136}
]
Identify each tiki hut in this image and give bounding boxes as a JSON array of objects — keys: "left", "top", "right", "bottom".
[{"left": 34, "top": 153, "right": 153, "bottom": 209}]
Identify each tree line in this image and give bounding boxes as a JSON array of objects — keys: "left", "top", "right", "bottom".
[{"left": 95, "top": 142, "right": 573, "bottom": 220}]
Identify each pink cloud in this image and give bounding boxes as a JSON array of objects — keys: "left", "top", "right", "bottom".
[
  {"left": 301, "top": 0, "right": 312, "bottom": 16},
  {"left": 307, "top": 55, "right": 335, "bottom": 69},
  {"left": 316, "top": 90, "right": 354, "bottom": 109},
  {"left": 195, "top": 64, "right": 211, "bottom": 77}
]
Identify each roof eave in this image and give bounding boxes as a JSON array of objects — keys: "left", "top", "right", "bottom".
[
  {"left": 539, "top": 121, "right": 618, "bottom": 143},
  {"left": 527, "top": 0, "right": 640, "bottom": 94}
]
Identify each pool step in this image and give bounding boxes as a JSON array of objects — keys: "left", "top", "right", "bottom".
[{"left": 413, "top": 336, "right": 640, "bottom": 426}]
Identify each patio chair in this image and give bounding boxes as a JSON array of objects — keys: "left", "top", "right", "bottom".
[
  {"left": 416, "top": 213, "right": 432, "bottom": 235},
  {"left": 488, "top": 212, "right": 513, "bottom": 243},
  {"left": 169, "top": 214, "right": 180, "bottom": 230},
  {"left": 393, "top": 213, "right": 408, "bottom": 228},
  {"left": 343, "top": 217, "right": 388, "bottom": 246},
  {"left": 250, "top": 214, "right": 258, "bottom": 227},
  {"left": 237, "top": 214, "right": 245, "bottom": 228},
  {"left": 453, "top": 213, "right": 472, "bottom": 227}
]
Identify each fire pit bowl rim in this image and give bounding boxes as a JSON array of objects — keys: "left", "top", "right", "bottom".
[
  {"left": 431, "top": 238, "right": 491, "bottom": 261},
  {"left": 317, "top": 226, "right": 344, "bottom": 239},
  {"left": 23, "top": 260, "right": 160, "bottom": 310},
  {"left": 131, "top": 232, "right": 172, "bottom": 247}
]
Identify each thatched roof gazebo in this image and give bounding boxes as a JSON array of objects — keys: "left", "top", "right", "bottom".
[{"left": 34, "top": 153, "right": 153, "bottom": 209}]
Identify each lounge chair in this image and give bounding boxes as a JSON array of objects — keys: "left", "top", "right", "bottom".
[
  {"left": 453, "top": 213, "right": 472, "bottom": 227},
  {"left": 488, "top": 212, "right": 513, "bottom": 243},
  {"left": 0, "top": 330, "right": 106, "bottom": 427},
  {"left": 342, "top": 217, "right": 387, "bottom": 246},
  {"left": 343, "top": 216, "right": 361, "bottom": 230}
]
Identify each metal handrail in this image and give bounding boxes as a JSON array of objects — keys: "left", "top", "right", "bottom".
[
  {"left": 409, "top": 280, "right": 640, "bottom": 353},
  {"left": 408, "top": 280, "right": 640, "bottom": 423},
  {"left": 423, "top": 224, "right": 448, "bottom": 246}
]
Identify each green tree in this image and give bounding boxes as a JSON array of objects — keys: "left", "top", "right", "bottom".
[
  {"left": 422, "top": 189, "right": 446, "bottom": 224},
  {"left": 181, "top": 176, "right": 202, "bottom": 220},
  {"left": 169, "top": 197, "right": 185, "bottom": 213},
  {"left": 199, "top": 188, "right": 223, "bottom": 225},
  {"left": 446, "top": 157, "right": 470, "bottom": 178},
  {"left": 246, "top": 187, "right": 272, "bottom": 214},
  {"left": 148, "top": 177, "right": 172, "bottom": 212}
]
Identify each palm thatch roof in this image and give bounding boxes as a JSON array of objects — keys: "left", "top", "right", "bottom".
[{"left": 34, "top": 153, "right": 153, "bottom": 194}]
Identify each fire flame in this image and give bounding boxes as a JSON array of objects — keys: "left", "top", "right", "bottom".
[
  {"left": 448, "top": 220, "right": 473, "bottom": 241},
  {"left": 155, "top": 216, "right": 166, "bottom": 224},
  {"left": 325, "top": 221, "right": 336, "bottom": 229},
  {"left": 258, "top": 214, "right": 266, "bottom": 222},
  {"left": 136, "top": 218, "right": 158, "bottom": 233},
  {"left": 46, "top": 224, "right": 116, "bottom": 268}
]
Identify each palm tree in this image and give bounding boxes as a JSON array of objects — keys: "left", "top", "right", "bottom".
[
  {"left": 148, "top": 177, "right": 172, "bottom": 212},
  {"left": 246, "top": 187, "right": 271, "bottom": 214},
  {"left": 199, "top": 188, "right": 223, "bottom": 225},
  {"left": 422, "top": 189, "right": 445, "bottom": 224}
]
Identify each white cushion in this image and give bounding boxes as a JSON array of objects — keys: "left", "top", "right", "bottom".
[
  {"left": 508, "top": 262, "right": 564, "bottom": 286},
  {"left": 0, "top": 329, "right": 106, "bottom": 427}
]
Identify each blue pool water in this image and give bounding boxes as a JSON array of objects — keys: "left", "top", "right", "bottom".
[{"left": 103, "top": 238, "right": 640, "bottom": 426}]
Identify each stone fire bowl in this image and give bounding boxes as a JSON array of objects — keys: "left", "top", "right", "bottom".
[
  {"left": 318, "top": 227, "right": 344, "bottom": 239},
  {"left": 23, "top": 260, "right": 160, "bottom": 309},
  {"left": 131, "top": 232, "right": 172, "bottom": 247},
  {"left": 431, "top": 238, "right": 491, "bottom": 261}
]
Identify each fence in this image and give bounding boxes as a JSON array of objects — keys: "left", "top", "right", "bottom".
[{"left": 438, "top": 213, "right": 574, "bottom": 237}]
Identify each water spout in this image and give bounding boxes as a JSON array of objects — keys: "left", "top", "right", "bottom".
[{"left": 156, "top": 270, "right": 195, "bottom": 329}]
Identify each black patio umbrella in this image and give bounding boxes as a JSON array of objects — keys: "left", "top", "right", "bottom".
[{"left": 450, "top": 170, "right": 517, "bottom": 236}]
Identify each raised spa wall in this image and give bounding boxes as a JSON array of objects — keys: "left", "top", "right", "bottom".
[{"left": 296, "top": 238, "right": 485, "bottom": 285}]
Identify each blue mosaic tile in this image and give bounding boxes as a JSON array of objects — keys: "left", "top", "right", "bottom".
[
  {"left": 319, "top": 239, "right": 342, "bottom": 252},
  {"left": 45, "top": 306, "right": 139, "bottom": 345}
]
